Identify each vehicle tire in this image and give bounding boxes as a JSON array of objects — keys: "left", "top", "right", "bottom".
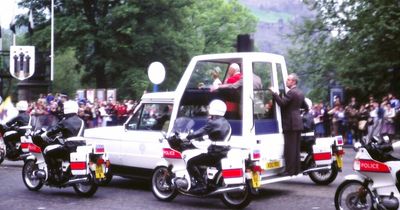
[
  {"left": 22, "top": 159, "right": 44, "bottom": 191},
  {"left": 73, "top": 174, "right": 98, "bottom": 197},
  {"left": 217, "top": 173, "right": 252, "bottom": 209},
  {"left": 151, "top": 166, "right": 177, "bottom": 201},
  {"left": 308, "top": 158, "right": 338, "bottom": 185},
  {"left": 0, "top": 138, "right": 6, "bottom": 164},
  {"left": 0, "top": 149, "right": 5, "bottom": 165},
  {"left": 334, "top": 180, "right": 373, "bottom": 210}
]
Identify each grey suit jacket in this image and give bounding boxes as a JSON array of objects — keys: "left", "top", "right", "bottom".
[{"left": 272, "top": 87, "right": 305, "bottom": 131}]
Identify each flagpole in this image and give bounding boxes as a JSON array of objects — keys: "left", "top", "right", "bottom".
[
  {"left": 50, "top": 0, "right": 54, "bottom": 81},
  {"left": 12, "top": 0, "right": 16, "bottom": 46},
  {"left": 0, "top": 27, "right": 2, "bottom": 51}
]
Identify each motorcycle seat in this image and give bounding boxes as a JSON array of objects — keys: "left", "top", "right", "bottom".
[{"left": 300, "top": 135, "right": 315, "bottom": 152}]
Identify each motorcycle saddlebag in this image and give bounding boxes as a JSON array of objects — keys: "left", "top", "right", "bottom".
[
  {"left": 312, "top": 144, "right": 333, "bottom": 166},
  {"left": 220, "top": 150, "right": 246, "bottom": 185},
  {"left": 70, "top": 151, "right": 88, "bottom": 175}
]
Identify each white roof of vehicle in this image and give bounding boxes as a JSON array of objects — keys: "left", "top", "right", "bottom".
[
  {"left": 191, "top": 52, "right": 285, "bottom": 63},
  {"left": 140, "top": 91, "right": 175, "bottom": 103}
]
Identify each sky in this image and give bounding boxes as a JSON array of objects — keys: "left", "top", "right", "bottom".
[{"left": 0, "top": 0, "right": 25, "bottom": 29}]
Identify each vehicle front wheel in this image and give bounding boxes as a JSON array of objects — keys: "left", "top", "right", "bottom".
[
  {"left": 151, "top": 166, "right": 177, "bottom": 201},
  {"left": 0, "top": 139, "right": 6, "bottom": 164},
  {"left": 0, "top": 149, "right": 5, "bottom": 165},
  {"left": 308, "top": 159, "right": 338, "bottom": 185},
  {"left": 73, "top": 175, "right": 98, "bottom": 197},
  {"left": 22, "top": 160, "right": 44, "bottom": 191},
  {"left": 334, "top": 180, "right": 373, "bottom": 210}
]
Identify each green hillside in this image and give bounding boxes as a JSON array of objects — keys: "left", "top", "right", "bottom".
[{"left": 248, "top": 6, "right": 293, "bottom": 23}]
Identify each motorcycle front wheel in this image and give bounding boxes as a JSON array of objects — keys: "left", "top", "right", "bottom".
[
  {"left": 217, "top": 173, "right": 252, "bottom": 209},
  {"left": 334, "top": 180, "right": 374, "bottom": 210},
  {"left": 73, "top": 174, "right": 98, "bottom": 197},
  {"left": 0, "top": 138, "right": 6, "bottom": 164},
  {"left": 151, "top": 166, "right": 177, "bottom": 201},
  {"left": 22, "top": 159, "right": 44, "bottom": 191},
  {"left": 0, "top": 149, "right": 5, "bottom": 165}
]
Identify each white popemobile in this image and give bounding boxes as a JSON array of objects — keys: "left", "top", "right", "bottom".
[{"left": 84, "top": 52, "right": 344, "bottom": 195}]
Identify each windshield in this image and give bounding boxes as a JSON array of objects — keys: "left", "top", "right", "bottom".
[{"left": 171, "top": 117, "right": 195, "bottom": 133}]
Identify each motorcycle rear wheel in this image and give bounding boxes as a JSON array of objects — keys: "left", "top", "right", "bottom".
[
  {"left": 22, "top": 160, "right": 44, "bottom": 191},
  {"left": 334, "top": 180, "right": 373, "bottom": 210},
  {"left": 73, "top": 174, "right": 98, "bottom": 197},
  {"left": 217, "top": 173, "right": 252, "bottom": 209},
  {"left": 308, "top": 159, "right": 338, "bottom": 185},
  {"left": 151, "top": 166, "right": 178, "bottom": 201}
]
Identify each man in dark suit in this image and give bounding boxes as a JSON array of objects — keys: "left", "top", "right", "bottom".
[{"left": 269, "top": 73, "right": 306, "bottom": 176}]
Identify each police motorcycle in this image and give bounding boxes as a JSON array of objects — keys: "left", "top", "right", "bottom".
[
  {"left": 334, "top": 136, "right": 400, "bottom": 210},
  {"left": 0, "top": 100, "right": 33, "bottom": 164},
  {"left": 21, "top": 128, "right": 110, "bottom": 197},
  {"left": 299, "top": 104, "right": 344, "bottom": 185},
  {"left": 151, "top": 117, "right": 253, "bottom": 209},
  {"left": 0, "top": 124, "right": 32, "bottom": 164}
]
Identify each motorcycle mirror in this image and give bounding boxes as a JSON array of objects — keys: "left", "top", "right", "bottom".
[
  {"left": 159, "top": 131, "right": 167, "bottom": 143},
  {"left": 383, "top": 135, "right": 390, "bottom": 143},
  {"left": 354, "top": 142, "right": 362, "bottom": 150}
]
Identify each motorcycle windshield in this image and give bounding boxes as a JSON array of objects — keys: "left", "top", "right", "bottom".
[{"left": 171, "top": 117, "right": 195, "bottom": 133}]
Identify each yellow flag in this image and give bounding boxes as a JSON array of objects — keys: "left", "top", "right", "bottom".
[{"left": 0, "top": 96, "right": 12, "bottom": 113}]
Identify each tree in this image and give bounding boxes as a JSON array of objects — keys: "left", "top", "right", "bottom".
[
  {"left": 287, "top": 0, "right": 400, "bottom": 103},
  {"left": 19, "top": 0, "right": 257, "bottom": 100}
]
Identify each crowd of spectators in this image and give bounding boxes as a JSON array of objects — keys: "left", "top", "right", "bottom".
[
  {"left": 26, "top": 92, "right": 138, "bottom": 129},
  {"left": 308, "top": 93, "right": 400, "bottom": 144}
]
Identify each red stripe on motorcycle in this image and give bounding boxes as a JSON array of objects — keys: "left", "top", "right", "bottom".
[
  {"left": 162, "top": 148, "right": 182, "bottom": 159},
  {"left": 71, "top": 162, "right": 87, "bottom": 170},
  {"left": 356, "top": 159, "right": 390, "bottom": 173},
  {"left": 21, "top": 143, "right": 29, "bottom": 149},
  {"left": 28, "top": 143, "right": 42, "bottom": 153},
  {"left": 222, "top": 169, "right": 243, "bottom": 178},
  {"left": 313, "top": 152, "right": 332, "bottom": 161}
]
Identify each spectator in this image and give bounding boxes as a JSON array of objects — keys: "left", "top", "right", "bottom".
[
  {"left": 126, "top": 100, "right": 136, "bottom": 115},
  {"left": 328, "top": 104, "right": 341, "bottom": 136},
  {"left": 381, "top": 101, "right": 396, "bottom": 141},
  {"left": 346, "top": 105, "right": 358, "bottom": 144},
  {"left": 46, "top": 93, "right": 55, "bottom": 105},
  {"left": 322, "top": 103, "right": 331, "bottom": 137},
  {"left": 105, "top": 102, "right": 117, "bottom": 126},
  {"left": 367, "top": 100, "right": 383, "bottom": 143},
  {"left": 356, "top": 104, "right": 369, "bottom": 143},
  {"left": 348, "top": 96, "right": 359, "bottom": 109},
  {"left": 98, "top": 102, "right": 108, "bottom": 127},
  {"left": 313, "top": 103, "right": 325, "bottom": 137},
  {"left": 116, "top": 101, "right": 128, "bottom": 125}
]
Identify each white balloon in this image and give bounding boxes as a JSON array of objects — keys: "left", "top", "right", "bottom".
[{"left": 148, "top": 62, "right": 166, "bottom": 85}]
